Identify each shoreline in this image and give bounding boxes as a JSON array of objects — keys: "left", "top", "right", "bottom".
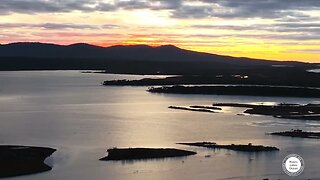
[
  {"left": 178, "top": 142, "right": 279, "bottom": 152},
  {"left": 0, "top": 145, "right": 56, "bottom": 178},
  {"left": 147, "top": 85, "right": 320, "bottom": 98}
]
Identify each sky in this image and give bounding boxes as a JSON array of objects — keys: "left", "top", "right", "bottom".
[{"left": 0, "top": 0, "right": 320, "bottom": 63}]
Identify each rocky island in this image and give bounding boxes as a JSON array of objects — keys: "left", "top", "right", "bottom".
[
  {"left": 178, "top": 142, "right": 279, "bottom": 152},
  {"left": 100, "top": 148, "right": 197, "bottom": 161},
  {"left": 0, "top": 145, "right": 56, "bottom": 178},
  {"left": 244, "top": 103, "right": 320, "bottom": 120},
  {"left": 269, "top": 129, "right": 320, "bottom": 139},
  {"left": 168, "top": 103, "right": 320, "bottom": 120},
  {"left": 168, "top": 106, "right": 217, "bottom": 113}
]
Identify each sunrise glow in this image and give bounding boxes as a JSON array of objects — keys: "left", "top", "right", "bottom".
[{"left": 1, "top": 0, "right": 320, "bottom": 63}]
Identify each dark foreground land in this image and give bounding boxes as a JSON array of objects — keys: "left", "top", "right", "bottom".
[
  {"left": 148, "top": 85, "right": 320, "bottom": 98},
  {"left": 0, "top": 145, "right": 56, "bottom": 178},
  {"left": 270, "top": 129, "right": 320, "bottom": 139},
  {"left": 100, "top": 148, "right": 196, "bottom": 161},
  {"left": 178, "top": 142, "right": 279, "bottom": 152}
]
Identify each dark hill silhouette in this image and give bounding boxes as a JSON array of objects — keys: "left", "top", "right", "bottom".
[{"left": 0, "top": 42, "right": 317, "bottom": 74}]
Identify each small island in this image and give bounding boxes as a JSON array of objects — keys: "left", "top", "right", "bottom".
[
  {"left": 240, "top": 103, "right": 319, "bottom": 120},
  {"left": 168, "top": 106, "right": 217, "bottom": 113},
  {"left": 189, "top": 105, "right": 222, "bottom": 110},
  {"left": 178, "top": 142, "right": 279, "bottom": 152},
  {"left": 0, "top": 145, "right": 56, "bottom": 178},
  {"left": 100, "top": 148, "right": 197, "bottom": 161},
  {"left": 269, "top": 129, "right": 320, "bottom": 139}
]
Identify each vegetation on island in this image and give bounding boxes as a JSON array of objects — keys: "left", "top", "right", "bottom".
[
  {"left": 178, "top": 142, "right": 279, "bottom": 152},
  {"left": 147, "top": 85, "right": 320, "bottom": 98},
  {"left": 99, "top": 148, "right": 196, "bottom": 161},
  {"left": 269, "top": 129, "right": 320, "bottom": 139},
  {"left": 167, "top": 103, "right": 320, "bottom": 120}
]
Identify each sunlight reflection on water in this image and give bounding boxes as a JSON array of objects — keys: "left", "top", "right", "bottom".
[{"left": 0, "top": 71, "right": 320, "bottom": 180}]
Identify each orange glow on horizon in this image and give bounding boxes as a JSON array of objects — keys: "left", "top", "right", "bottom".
[{"left": 1, "top": 6, "right": 319, "bottom": 63}]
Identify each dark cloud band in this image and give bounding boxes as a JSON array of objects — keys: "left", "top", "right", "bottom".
[{"left": 1, "top": 0, "right": 319, "bottom": 21}]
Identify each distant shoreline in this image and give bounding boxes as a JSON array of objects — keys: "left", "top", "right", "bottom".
[
  {"left": 103, "top": 71, "right": 320, "bottom": 88},
  {"left": 147, "top": 85, "right": 320, "bottom": 98}
]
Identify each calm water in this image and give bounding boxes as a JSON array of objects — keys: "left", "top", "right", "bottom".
[
  {"left": 307, "top": 69, "right": 320, "bottom": 73},
  {"left": 0, "top": 71, "right": 320, "bottom": 180}
]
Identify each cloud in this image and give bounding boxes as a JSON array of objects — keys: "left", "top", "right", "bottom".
[
  {"left": 1, "top": 1, "right": 320, "bottom": 43},
  {"left": 32, "top": 32, "right": 120, "bottom": 37},
  {"left": 0, "top": 0, "right": 180, "bottom": 14},
  {"left": 241, "top": 33, "right": 320, "bottom": 41},
  {"left": 190, "top": 22, "right": 320, "bottom": 41},
  {"left": 165, "top": 0, "right": 320, "bottom": 21},
  {"left": 197, "top": 0, "right": 320, "bottom": 18},
  {"left": 40, "top": 23, "right": 97, "bottom": 29},
  {"left": 190, "top": 25, "right": 255, "bottom": 31},
  {"left": 191, "top": 22, "right": 320, "bottom": 31},
  {"left": 0, "top": 23, "right": 28, "bottom": 28},
  {"left": 101, "top": 24, "right": 122, "bottom": 29},
  {"left": 0, "top": 32, "right": 29, "bottom": 38},
  {"left": 275, "top": 22, "right": 320, "bottom": 28},
  {"left": 0, "top": 0, "right": 69, "bottom": 14},
  {"left": 287, "top": 49, "right": 320, "bottom": 54},
  {"left": 0, "top": 22, "right": 122, "bottom": 30},
  {"left": 171, "top": 4, "right": 214, "bottom": 19},
  {"left": 1, "top": 0, "right": 319, "bottom": 22}
]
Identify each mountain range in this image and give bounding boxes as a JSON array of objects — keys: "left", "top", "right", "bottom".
[{"left": 0, "top": 42, "right": 317, "bottom": 74}]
